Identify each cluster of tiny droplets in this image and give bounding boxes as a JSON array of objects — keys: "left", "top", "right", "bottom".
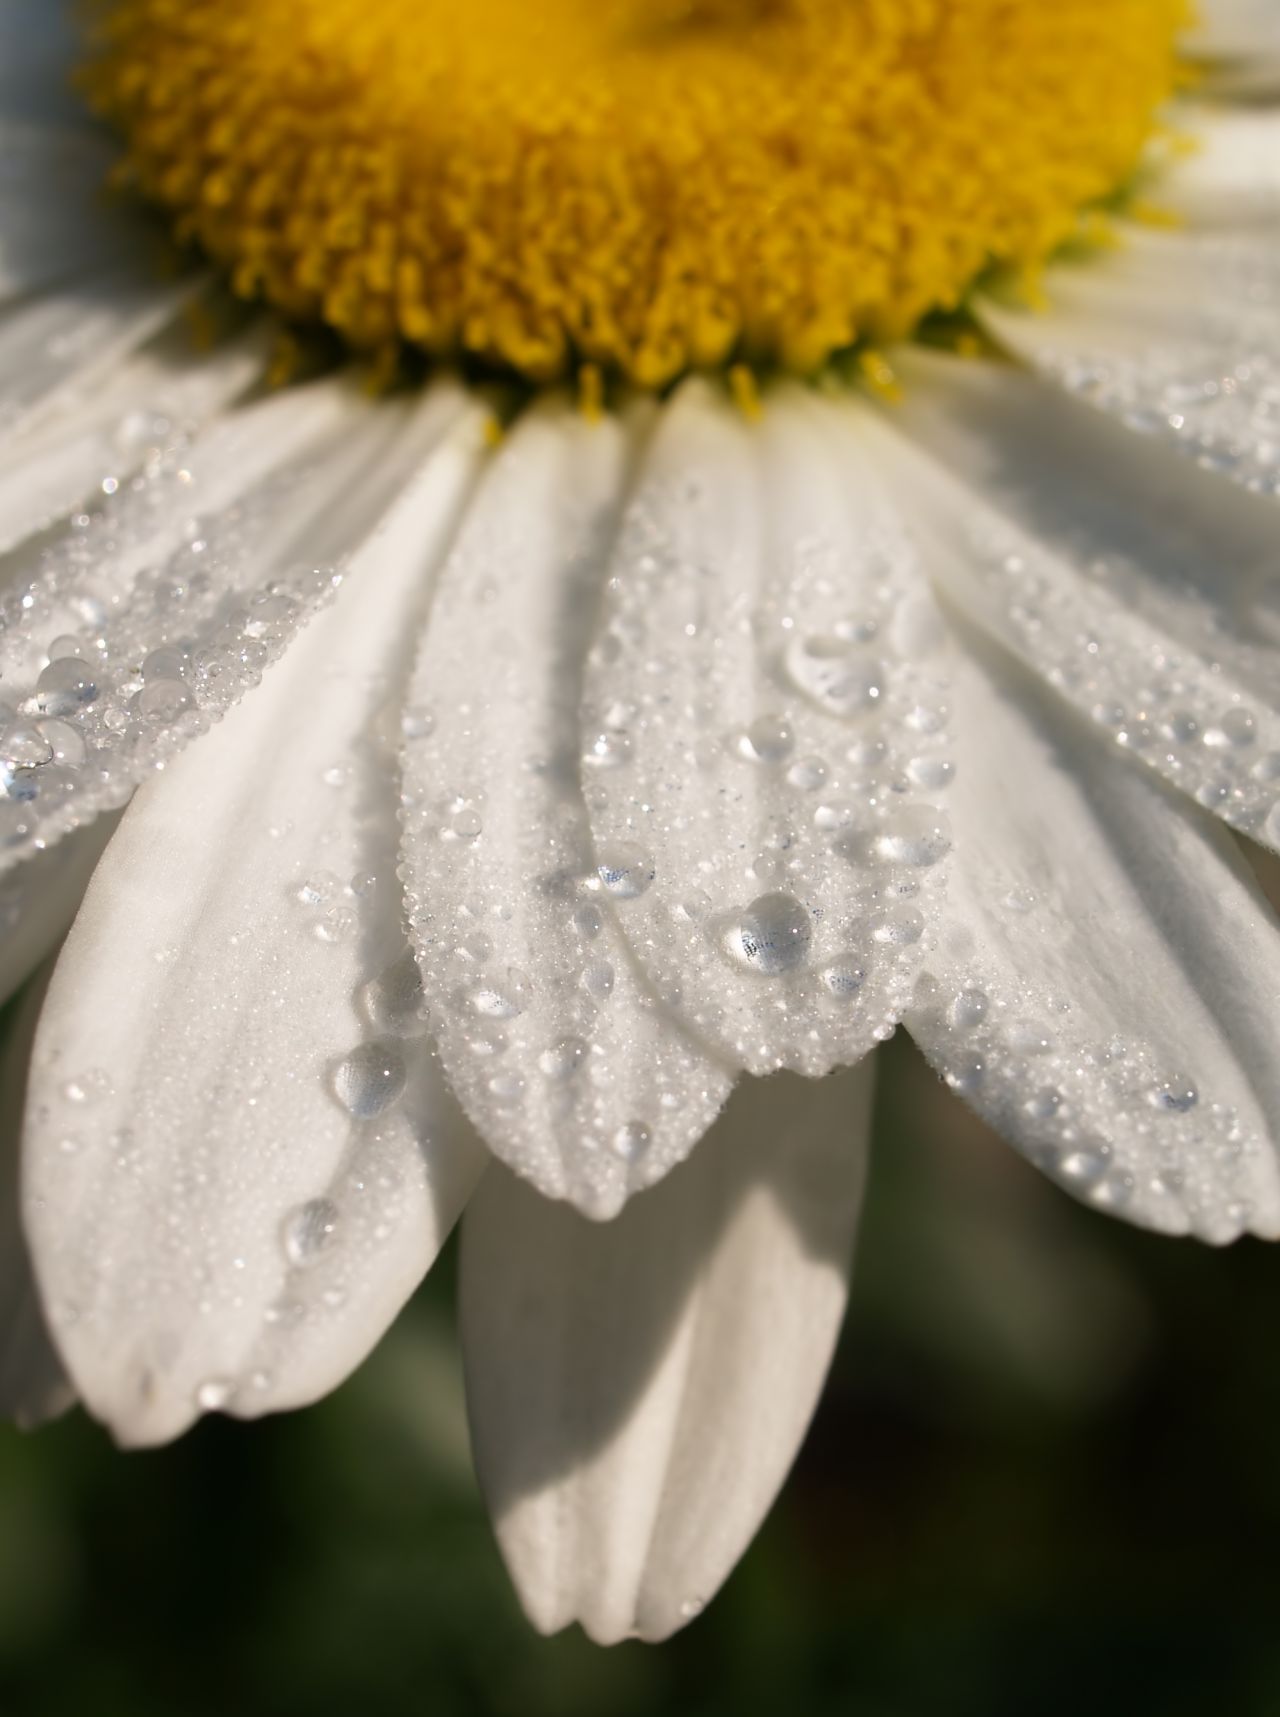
[
  {"left": 1013, "top": 231, "right": 1280, "bottom": 499},
  {"left": 579, "top": 393, "right": 955, "bottom": 1087},
  {"left": 397, "top": 411, "right": 733, "bottom": 1220},
  {"left": 0, "top": 418, "right": 345, "bottom": 870},
  {"left": 917, "top": 964, "right": 1259, "bottom": 1244}
]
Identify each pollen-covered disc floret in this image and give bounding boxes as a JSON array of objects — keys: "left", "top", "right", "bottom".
[{"left": 86, "top": 0, "right": 1183, "bottom": 386}]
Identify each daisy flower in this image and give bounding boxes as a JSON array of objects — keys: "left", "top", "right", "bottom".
[{"left": 1, "top": 0, "right": 1279, "bottom": 1644}]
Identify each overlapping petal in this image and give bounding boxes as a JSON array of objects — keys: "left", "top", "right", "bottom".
[
  {"left": 582, "top": 380, "right": 953, "bottom": 1077},
  {"left": 460, "top": 1061, "right": 872, "bottom": 1643},
  {"left": 22, "top": 390, "right": 489, "bottom": 1444},
  {"left": 906, "top": 627, "right": 1280, "bottom": 1242},
  {"left": 400, "top": 401, "right": 733, "bottom": 1218}
]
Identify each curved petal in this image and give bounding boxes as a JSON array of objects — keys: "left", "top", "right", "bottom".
[
  {"left": 582, "top": 380, "right": 953, "bottom": 1076},
  {"left": 0, "top": 323, "right": 267, "bottom": 555},
  {"left": 0, "top": 813, "right": 117, "bottom": 1009},
  {"left": 401, "top": 400, "right": 733, "bottom": 1218},
  {"left": 866, "top": 350, "right": 1280, "bottom": 850},
  {"left": 460, "top": 1060, "right": 873, "bottom": 1644},
  {"left": 23, "top": 393, "right": 490, "bottom": 1445},
  {"left": 905, "top": 626, "right": 1280, "bottom": 1244},
  {"left": 978, "top": 215, "right": 1280, "bottom": 498},
  {"left": 0, "top": 376, "right": 445, "bottom": 872},
  {"left": 0, "top": 965, "right": 72, "bottom": 1427}
]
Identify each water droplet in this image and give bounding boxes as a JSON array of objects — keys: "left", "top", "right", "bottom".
[
  {"left": 330, "top": 1041, "right": 407, "bottom": 1118},
  {"left": 1057, "top": 1146, "right": 1108, "bottom": 1186},
  {"left": 906, "top": 757, "right": 955, "bottom": 791},
  {"left": 313, "top": 905, "right": 356, "bottom": 943},
  {"left": 582, "top": 730, "right": 634, "bottom": 770},
  {"left": 33, "top": 658, "right": 98, "bottom": 717},
  {"left": 1202, "top": 708, "right": 1255, "bottom": 750},
  {"left": 594, "top": 843, "right": 655, "bottom": 900},
  {"left": 581, "top": 959, "right": 615, "bottom": 999},
  {"left": 1006, "top": 1020, "right": 1054, "bottom": 1056},
  {"left": 783, "top": 635, "right": 885, "bottom": 720},
  {"left": 612, "top": 1121, "right": 652, "bottom": 1162},
  {"left": 359, "top": 951, "right": 428, "bottom": 1038},
  {"left": 723, "top": 892, "right": 812, "bottom": 976},
  {"left": 786, "top": 755, "right": 828, "bottom": 791},
  {"left": 1146, "top": 1076, "right": 1198, "bottom": 1114},
  {"left": 948, "top": 988, "right": 989, "bottom": 1031},
  {"left": 1024, "top": 1086, "right": 1062, "bottom": 1120},
  {"left": 460, "top": 970, "right": 530, "bottom": 1019},
  {"left": 195, "top": 1378, "right": 233, "bottom": 1411},
  {"left": 142, "top": 647, "right": 188, "bottom": 683},
  {"left": 281, "top": 1198, "right": 341, "bottom": 1268},
  {"left": 736, "top": 714, "right": 794, "bottom": 765},
  {"left": 401, "top": 705, "right": 435, "bottom": 740},
  {"left": 445, "top": 806, "right": 483, "bottom": 841},
  {"left": 572, "top": 903, "right": 603, "bottom": 939},
  {"left": 1250, "top": 752, "right": 1280, "bottom": 785},
  {"left": 539, "top": 1036, "right": 588, "bottom": 1081},
  {"left": 488, "top": 1072, "right": 526, "bottom": 1108},
  {"left": 1, "top": 725, "right": 54, "bottom": 767},
  {"left": 138, "top": 678, "right": 192, "bottom": 725},
  {"left": 36, "top": 719, "right": 86, "bottom": 766},
  {"left": 871, "top": 806, "right": 951, "bottom": 868},
  {"left": 816, "top": 956, "right": 866, "bottom": 1002},
  {"left": 870, "top": 909, "right": 924, "bottom": 946}
]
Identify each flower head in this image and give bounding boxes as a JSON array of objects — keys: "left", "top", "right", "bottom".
[{"left": 0, "top": 0, "right": 1278, "bottom": 1646}]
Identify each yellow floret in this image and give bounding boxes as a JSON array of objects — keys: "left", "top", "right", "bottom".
[{"left": 84, "top": 0, "right": 1186, "bottom": 387}]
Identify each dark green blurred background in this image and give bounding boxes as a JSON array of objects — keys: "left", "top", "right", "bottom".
[{"left": 2, "top": 1030, "right": 1278, "bottom": 1717}]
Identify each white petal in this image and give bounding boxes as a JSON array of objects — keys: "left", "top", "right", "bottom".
[
  {"left": 401, "top": 401, "right": 732, "bottom": 1218},
  {"left": 460, "top": 1059, "right": 873, "bottom": 1644},
  {"left": 906, "top": 629, "right": 1280, "bottom": 1244},
  {"left": 978, "top": 220, "right": 1280, "bottom": 498},
  {"left": 0, "top": 814, "right": 117, "bottom": 1008},
  {"left": 582, "top": 380, "right": 953, "bottom": 1076},
  {"left": 1158, "top": 107, "right": 1280, "bottom": 228},
  {"left": 0, "top": 272, "right": 199, "bottom": 451},
  {"left": 0, "top": 966, "right": 73, "bottom": 1426},
  {"left": 867, "top": 351, "right": 1280, "bottom": 850},
  {"left": 1189, "top": 0, "right": 1280, "bottom": 91},
  {"left": 0, "top": 376, "right": 440, "bottom": 872},
  {"left": 23, "top": 393, "right": 490, "bottom": 1445},
  {"left": 0, "top": 324, "right": 266, "bottom": 556}
]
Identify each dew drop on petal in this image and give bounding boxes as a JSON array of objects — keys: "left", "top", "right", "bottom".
[
  {"left": 281, "top": 1198, "right": 341, "bottom": 1268},
  {"left": 612, "top": 1121, "right": 652, "bottom": 1162},
  {"left": 594, "top": 843, "right": 656, "bottom": 900},
  {"left": 736, "top": 713, "right": 794, "bottom": 765},
  {"left": 330, "top": 1041, "right": 407, "bottom": 1118},
  {"left": 723, "top": 892, "right": 813, "bottom": 976},
  {"left": 359, "top": 951, "right": 428, "bottom": 1038},
  {"left": 1146, "top": 1076, "right": 1198, "bottom": 1114}
]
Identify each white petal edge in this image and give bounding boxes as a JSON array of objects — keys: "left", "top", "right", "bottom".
[
  {"left": 23, "top": 389, "right": 491, "bottom": 1444},
  {"left": 460, "top": 1059, "right": 873, "bottom": 1644},
  {"left": 865, "top": 350, "right": 1280, "bottom": 850},
  {"left": 905, "top": 624, "right": 1280, "bottom": 1244},
  {"left": 0, "top": 964, "right": 73, "bottom": 1426},
  {"left": 401, "top": 398, "right": 733, "bottom": 1218},
  {"left": 582, "top": 379, "right": 954, "bottom": 1077}
]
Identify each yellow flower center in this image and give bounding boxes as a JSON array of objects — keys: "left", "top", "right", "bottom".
[{"left": 84, "top": 0, "right": 1184, "bottom": 387}]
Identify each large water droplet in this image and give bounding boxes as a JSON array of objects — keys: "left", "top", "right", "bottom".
[
  {"left": 359, "top": 951, "right": 428, "bottom": 1038},
  {"left": 816, "top": 956, "right": 866, "bottom": 1002},
  {"left": 723, "top": 892, "right": 812, "bottom": 976},
  {"left": 281, "top": 1198, "right": 341, "bottom": 1268},
  {"left": 33, "top": 658, "right": 98, "bottom": 717},
  {"left": 330, "top": 1041, "right": 407, "bottom": 1118},
  {"left": 582, "top": 730, "right": 634, "bottom": 770},
  {"left": 736, "top": 714, "right": 794, "bottom": 765}
]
